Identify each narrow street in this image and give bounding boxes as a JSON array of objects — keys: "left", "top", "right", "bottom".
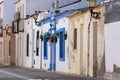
[{"left": 0, "top": 65, "right": 106, "bottom": 80}]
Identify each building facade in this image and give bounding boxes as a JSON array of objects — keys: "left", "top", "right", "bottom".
[
  {"left": 68, "top": 5, "right": 105, "bottom": 77},
  {"left": 0, "top": 37, "right": 3, "bottom": 64},
  {"left": 40, "top": 11, "right": 70, "bottom": 73},
  {"left": 0, "top": 0, "right": 15, "bottom": 65},
  {"left": 105, "top": 0, "right": 120, "bottom": 73},
  {"left": 24, "top": 15, "right": 41, "bottom": 69}
]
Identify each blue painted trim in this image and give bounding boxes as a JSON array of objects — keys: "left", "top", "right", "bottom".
[
  {"left": 41, "top": 11, "right": 69, "bottom": 25},
  {"left": 59, "top": 28, "right": 65, "bottom": 61},
  {"left": 50, "top": 29, "right": 52, "bottom": 71},
  {"left": 41, "top": 18, "right": 51, "bottom": 25},
  {"left": 53, "top": 20, "right": 56, "bottom": 71},
  {"left": 55, "top": 12, "right": 68, "bottom": 20},
  {"left": 43, "top": 33, "right": 48, "bottom": 60}
]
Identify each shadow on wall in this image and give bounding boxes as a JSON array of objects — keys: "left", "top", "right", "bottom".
[
  {"left": 97, "top": 52, "right": 105, "bottom": 77},
  {"left": 105, "top": 1, "right": 120, "bottom": 23},
  {"left": 114, "top": 65, "right": 120, "bottom": 74}
]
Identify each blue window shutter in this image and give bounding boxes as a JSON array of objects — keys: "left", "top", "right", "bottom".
[
  {"left": 44, "top": 33, "right": 48, "bottom": 60},
  {"left": 59, "top": 28, "right": 65, "bottom": 61}
]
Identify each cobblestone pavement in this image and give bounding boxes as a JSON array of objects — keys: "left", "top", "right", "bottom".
[{"left": 0, "top": 65, "right": 107, "bottom": 80}]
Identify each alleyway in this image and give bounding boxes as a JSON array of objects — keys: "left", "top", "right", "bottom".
[{"left": 0, "top": 65, "right": 106, "bottom": 80}]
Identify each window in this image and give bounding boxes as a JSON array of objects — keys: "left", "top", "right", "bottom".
[
  {"left": 59, "top": 28, "right": 65, "bottom": 61},
  {"left": 27, "top": 34, "right": 29, "bottom": 56},
  {"left": 44, "top": 33, "right": 48, "bottom": 59},
  {"left": 36, "top": 31, "right": 39, "bottom": 56},
  {"left": 12, "top": 21, "right": 18, "bottom": 33},
  {"left": 74, "top": 28, "right": 77, "bottom": 49},
  {"left": 9, "top": 41, "right": 10, "bottom": 56}
]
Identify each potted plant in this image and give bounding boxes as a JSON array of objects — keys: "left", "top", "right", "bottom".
[
  {"left": 40, "top": 34, "right": 43, "bottom": 41},
  {"left": 64, "top": 32, "right": 67, "bottom": 40},
  {"left": 54, "top": 34, "right": 57, "bottom": 43},
  {"left": 55, "top": 30, "right": 59, "bottom": 39},
  {"left": 50, "top": 35, "right": 54, "bottom": 43},
  {"left": 46, "top": 31, "right": 50, "bottom": 41}
]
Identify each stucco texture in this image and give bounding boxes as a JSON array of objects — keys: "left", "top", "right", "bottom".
[{"left": 68, "top": 5, "right": 105, "bottom": 77}]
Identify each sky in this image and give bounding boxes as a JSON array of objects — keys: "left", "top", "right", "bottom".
[{"left": 0, "top": 0, "right": 3, "bottom": 2}]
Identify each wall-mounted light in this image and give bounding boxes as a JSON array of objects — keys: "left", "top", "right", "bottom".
[
  {"left": 33, "top": 10, "right": 49, "bottom": 26},
  {"left": 33, "top": 13, "right": 41, "bottom": 26},
  {"left": 87, "top": 0, "right": 100, "bottom": 19}
]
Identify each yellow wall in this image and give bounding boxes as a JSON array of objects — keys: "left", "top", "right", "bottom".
[{"left": 68, "top": 5, "right": 105, "bottom": 77}]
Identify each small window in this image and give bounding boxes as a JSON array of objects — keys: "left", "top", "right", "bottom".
[
  {"left": 59, "top": 28, "right": 65, "bottom": 61},
  {"left": 27, "top": 34, "right": 29, "bottom": 56},
  {"left": 44, "top": 33, "right": 48, "bottom": 59},
  {"left": 74, "top": 28, "right": 77, "bottom": 49}
]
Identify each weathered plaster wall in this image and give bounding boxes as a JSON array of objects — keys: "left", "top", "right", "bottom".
[{"left": 68, "top": 5, "right": 105, "bottom": 77}]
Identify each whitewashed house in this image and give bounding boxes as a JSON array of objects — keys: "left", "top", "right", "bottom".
[
  {"left": 105, "top": 1, "right": 120, "bottom": 73},
  {"left": 39, "top": 9, "right": 72, "bottom": 73},
  {"left": 14, "top": 0, "right": 81, "bottom": 68},
  {"left": 30, "top": 0, "right": 103, "bottom": 73},
  {"left": 24, "top": 15, "right": 41, "bottom": 69}
]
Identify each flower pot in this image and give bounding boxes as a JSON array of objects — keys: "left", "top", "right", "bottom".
[
  {"left": 64, "top": 33, "right": 67, "bottom": 40},
  {"left": 40, "top": 35, "right": 43, "bottom": 41}
]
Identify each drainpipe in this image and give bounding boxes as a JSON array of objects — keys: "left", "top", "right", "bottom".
[
  {"left": 40, "top": 29, "right": 43, "bottom": 69},
  {"left": 87, "top": 14, "right": 92, "bottom": 77},
  {"left": 53, "top": 16, "right": 56, "bottom": 71},
  {"left": 50, "top": 10, "right": 57, "bottom": 71}
]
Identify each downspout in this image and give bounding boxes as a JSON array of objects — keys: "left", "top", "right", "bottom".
[
  {"left": 50, "top": 11, "right": 53, "bottom": 71},
  {"left": 87, "top": 13, "right": 92, "bottom": 77},
  {"left": 53, "top": 17, "right": 56, "bottom": 71},
  {"left": 40, "top": 29, "right": 43, "bottom": 69},
  {"left": 49, "top": 10, "right": 57, "bottom": 71}
]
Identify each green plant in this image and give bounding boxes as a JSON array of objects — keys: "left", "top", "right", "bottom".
[
  {"left": 40, "top": 34, "right": 43, "bottom": 41},
  {"left": 46, "top": 31, "right": 50, "bottom": 41},
  {"left": 64, "top": 33, "right": 67, "bottom": 40},
  {"left": 56, "top": 30, "right": 59, "bottom": 39}
]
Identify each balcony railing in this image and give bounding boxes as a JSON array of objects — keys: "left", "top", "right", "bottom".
[{"left": 12, "top": 12, "right": 24, "bottom": 34}]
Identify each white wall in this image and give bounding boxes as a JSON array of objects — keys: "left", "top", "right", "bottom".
[
  {"left": 42, "top": 23, "right": 51, "bottom": 70},
  {"left": 41, "top": 17, "right": 69, "bottom": 73},
  {"left": 24, "top": 17, "right": 41, "bottom": 69},
  {"left": 105, "top": 21, "right": 120, "bottom": 72},
  {"left": 0, "top": 2, "right": 3, "bottom": 19},
  {"left": 24, "top": 18, "right": 33, "bottom": 68},
  {"left": 55, "top": 17, "right": 69, "bottom": 73},
  {"left": 32, "top": 20, "right": 41, "bottom": 69}
]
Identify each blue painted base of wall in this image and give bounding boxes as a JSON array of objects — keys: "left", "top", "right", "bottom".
[
  {"left": 49, "top": 63, "right": 56, "bottom": 71},
  {"left": 49, "top": 63, "right": 52, "bottom": 71},
  {"left": 54, "top": 63, "right": 56, "bottom": 71}
]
